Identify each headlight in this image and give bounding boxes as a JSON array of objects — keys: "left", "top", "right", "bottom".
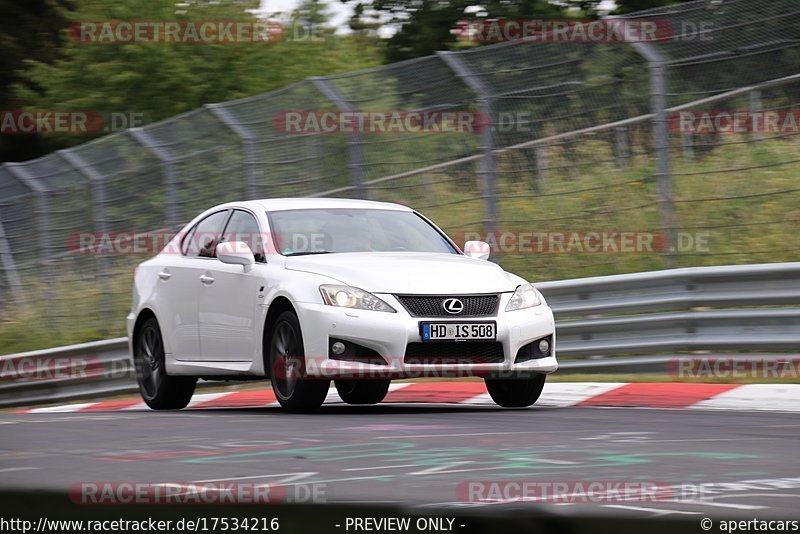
[
  {"left": 505, "top": 283, "right": 542, "bottom": 312},
  {"left": 319, "top": 285, "right": 396, "bottom": 313}
]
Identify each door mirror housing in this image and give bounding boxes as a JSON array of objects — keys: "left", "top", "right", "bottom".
[
  {"left": 463, "top": 240, "right": 491, "bottom": 260},
  {"left": 216, "top": 241, "right": 256, "bottom": 272}
]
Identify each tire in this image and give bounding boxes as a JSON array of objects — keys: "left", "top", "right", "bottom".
[
  {"left": 133, "top": 316, "right": 196, "bottom": 410},
  {"left": 335, "top": 379, "right": 391, "bottom": 405},
  {"left": 484, "top": 374, "right": 546, "bottom": 408},
  {"left": 269, "top": 311, "right": 330, "bottom": 411}
]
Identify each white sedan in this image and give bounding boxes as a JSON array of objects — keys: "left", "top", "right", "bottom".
[{"left": 127, "top": 198, "right": 557, "bottom": 411}]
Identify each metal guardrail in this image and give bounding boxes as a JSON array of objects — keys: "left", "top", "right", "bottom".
[{"left": 2, "top": 262, "right": 799, "bottom": 407}]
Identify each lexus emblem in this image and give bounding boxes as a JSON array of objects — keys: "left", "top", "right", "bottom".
[{"left": 442, "top": 298, "right": 464, "bottom": 314}]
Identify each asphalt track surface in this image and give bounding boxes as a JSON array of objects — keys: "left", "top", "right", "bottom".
[{"left": 2, "top": 402, "right": 800, "bottom": 520}]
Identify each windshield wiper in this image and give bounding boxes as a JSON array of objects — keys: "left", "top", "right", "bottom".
[{"left": 284, "top": 251, "right": 335, "bottom": 257}]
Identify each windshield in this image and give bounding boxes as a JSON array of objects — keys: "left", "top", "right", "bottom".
[{"left": 267, "top": 208, "right": 458, "bottom": 256}]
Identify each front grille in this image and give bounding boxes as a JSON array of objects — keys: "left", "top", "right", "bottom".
[
  {"left": 396, "top": 294, "right": 499, "bottom": 317},
  {"left": 404, "top": 342, "right": 504, "bottom": 364}
]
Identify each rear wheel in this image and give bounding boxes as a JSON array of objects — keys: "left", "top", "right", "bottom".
[
  {"left": 335, "top": 379, "right": 391, "bottom": 405},
  {"left": 134, "top": 316, "right": 196, "bottom": 410},
  {"left": 484, "top": 374, "right": 546, "bottom": 408},
  {"left": 269, "top": 311, "right": 329, "bottom": 411}
]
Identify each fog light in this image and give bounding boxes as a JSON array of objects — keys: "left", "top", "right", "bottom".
[
  {"left": 331, "top": 341, "right": 346, "bottom": 355},
  {"left": 538, "top": 339, "right": 550, "bottom": 354}
]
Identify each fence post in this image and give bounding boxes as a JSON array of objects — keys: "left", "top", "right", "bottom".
[
  {"left": 128, "top": 128, "right": 181, "bottom": 230},
  {"left": 536, "top": 145, "right": 549, "bottom": 188},
  {"left": 681, "top": 130, "right": 694, "bottom": 161},
  {"left": 749, "top": 89, "right": 763, "bottom": 141},
  {"left": 0, "top": 208, "right": 26, "bottom": 309},
  {"left": 58, "top": 149, "right": 114, "bottom": 327},
  {"left": 3, "top": 163, "right": 54, "bottom": 317},
  {"left": 310, "top": 77, "right": 367, "bottom": 199},
  {"left": 615, "top": 126, "right": 630, "bottom": 168},
  {"left": 629, "top": 40, "right": 677, "bottom": 268},
  {"left": 437, "top": 51, "right": 498, "bottom": 239},
  {"left": 205, "top": 104, "right": 261, "bottom": 199}
]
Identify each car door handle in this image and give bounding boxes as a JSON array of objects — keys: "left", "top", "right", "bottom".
[
  {"left": 199, "top": 274, "right": 215, "bottom": 285},
  {"left": 157, "top": 271, "right": 171, "bottom": 281}
]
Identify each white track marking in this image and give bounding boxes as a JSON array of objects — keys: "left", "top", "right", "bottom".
[
  {"left": 27, "top": 403, "right": 97, "bottom": 413},
  {"left": 604, "top": 505, "right": 702, "bottom": 516},
  {"left": 691, "top": 384, "right": 800, "bottom": 412},
  {"left": 375, "top": 429, "right": 589, "bottom": 439},
  {"left": 459, "top": 393, "right": 493, "bottom": 405},
  {"left": 187, "top": 392, "right": 232, "bottom": 408},
  {"left": 409, "top": 461, "right": 474, "bottom": 475},
  {"left": 343, "top": 464, "right": 420, "bottom": 472},
  {"left": 193, "top": 472, "right": 318, "bottom": 484},
  {"left": 678, "top": 500, "right": 766, "bottom": 510},
  {"left": 537, "top": 382, "right": 627, "bottom": 407},
  {"left": 0, "top": 467, "right": 40, "bottom": 473}
]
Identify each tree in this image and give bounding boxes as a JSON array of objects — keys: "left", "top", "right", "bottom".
[
  {"left": 0, "top": 0, "right": 74, "bottom": 162},
  {"left": 565, "top": 0, "right": 692, "bottom": 15},
  {"left": 10, "top": 0, "right": 382, "bottom": 160},
  {"left": 346, "top": 0, "right": 569, "bottom": 63}
]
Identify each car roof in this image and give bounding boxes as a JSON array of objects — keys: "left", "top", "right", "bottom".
[{"left": 217, "top": 197, "right": 413, "bottom": 213}]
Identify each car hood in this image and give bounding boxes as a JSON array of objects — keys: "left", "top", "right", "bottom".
[{"left": 284, "top": 252, "right": 524, "bottom": 294}]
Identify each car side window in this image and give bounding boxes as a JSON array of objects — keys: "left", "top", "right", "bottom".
[
  {"left": 184, "top": 210, "right": 230, "bottom": 258},
  {"left": 222, "top": 210, "right": 266, "bottom": 263}
]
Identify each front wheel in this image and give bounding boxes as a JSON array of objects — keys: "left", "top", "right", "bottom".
[
  {"left": 269, "top": 311, "right": 330, "bottom": 411},
  {"left": 134, "top": 317, "right": 196, "bottom": 410},
  {"left": 484, "top": 374, "right": 546, "bottom": 408},
  {"left": 335, "top": 379, "right": 391, "bottom": 404}
]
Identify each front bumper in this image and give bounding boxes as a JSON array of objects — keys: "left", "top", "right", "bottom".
[{"left": 294, "top": 293, "right": 557, "bottom": 379}]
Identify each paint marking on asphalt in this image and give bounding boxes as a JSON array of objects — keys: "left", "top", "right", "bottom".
[
  {"left": 279, "top": 475, "right": 397, "bottom": 486},
  {"left": 678, "top": 499, "right": 766, "bottom": 510},
  {"left": 375, "top": 430, "right": 589, "bottom": 439},
  {"left": 343, "top": 464, "right": 420, "bottom": 472},
  {"left": 193, "top": 472, "right": 318, "bottom": 484},
  {"left": 508, "top": 457, "right": 578, "bottom": 465},
  {"left": 603, "top": 505, "right": 702, "bottom": 515},
  {"left": 0, "top": 467, "right": 41, "bottom": 473},
  {"left": 409, "top": 461, "right": 474, "bottom": 475}
]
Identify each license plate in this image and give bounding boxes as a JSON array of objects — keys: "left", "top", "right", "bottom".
[{"left": 421, "top": 322, "right": 496, "bottom": 341}]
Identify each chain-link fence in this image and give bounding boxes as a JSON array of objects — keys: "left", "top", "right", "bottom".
[{"left": 1, "top": 0, "right": 799, "bottom": 350}]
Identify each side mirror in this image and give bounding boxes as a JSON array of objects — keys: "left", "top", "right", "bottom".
[
  {"left": 464, "top": 240, "right": 491, "bottom": 260},
  {"left": 216, "top": 241, "right": 256, "bottom": 272}
]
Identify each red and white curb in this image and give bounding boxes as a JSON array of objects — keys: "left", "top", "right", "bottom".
[{"left": 11, "top": 382, "right": 800, "bottom": 413}]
